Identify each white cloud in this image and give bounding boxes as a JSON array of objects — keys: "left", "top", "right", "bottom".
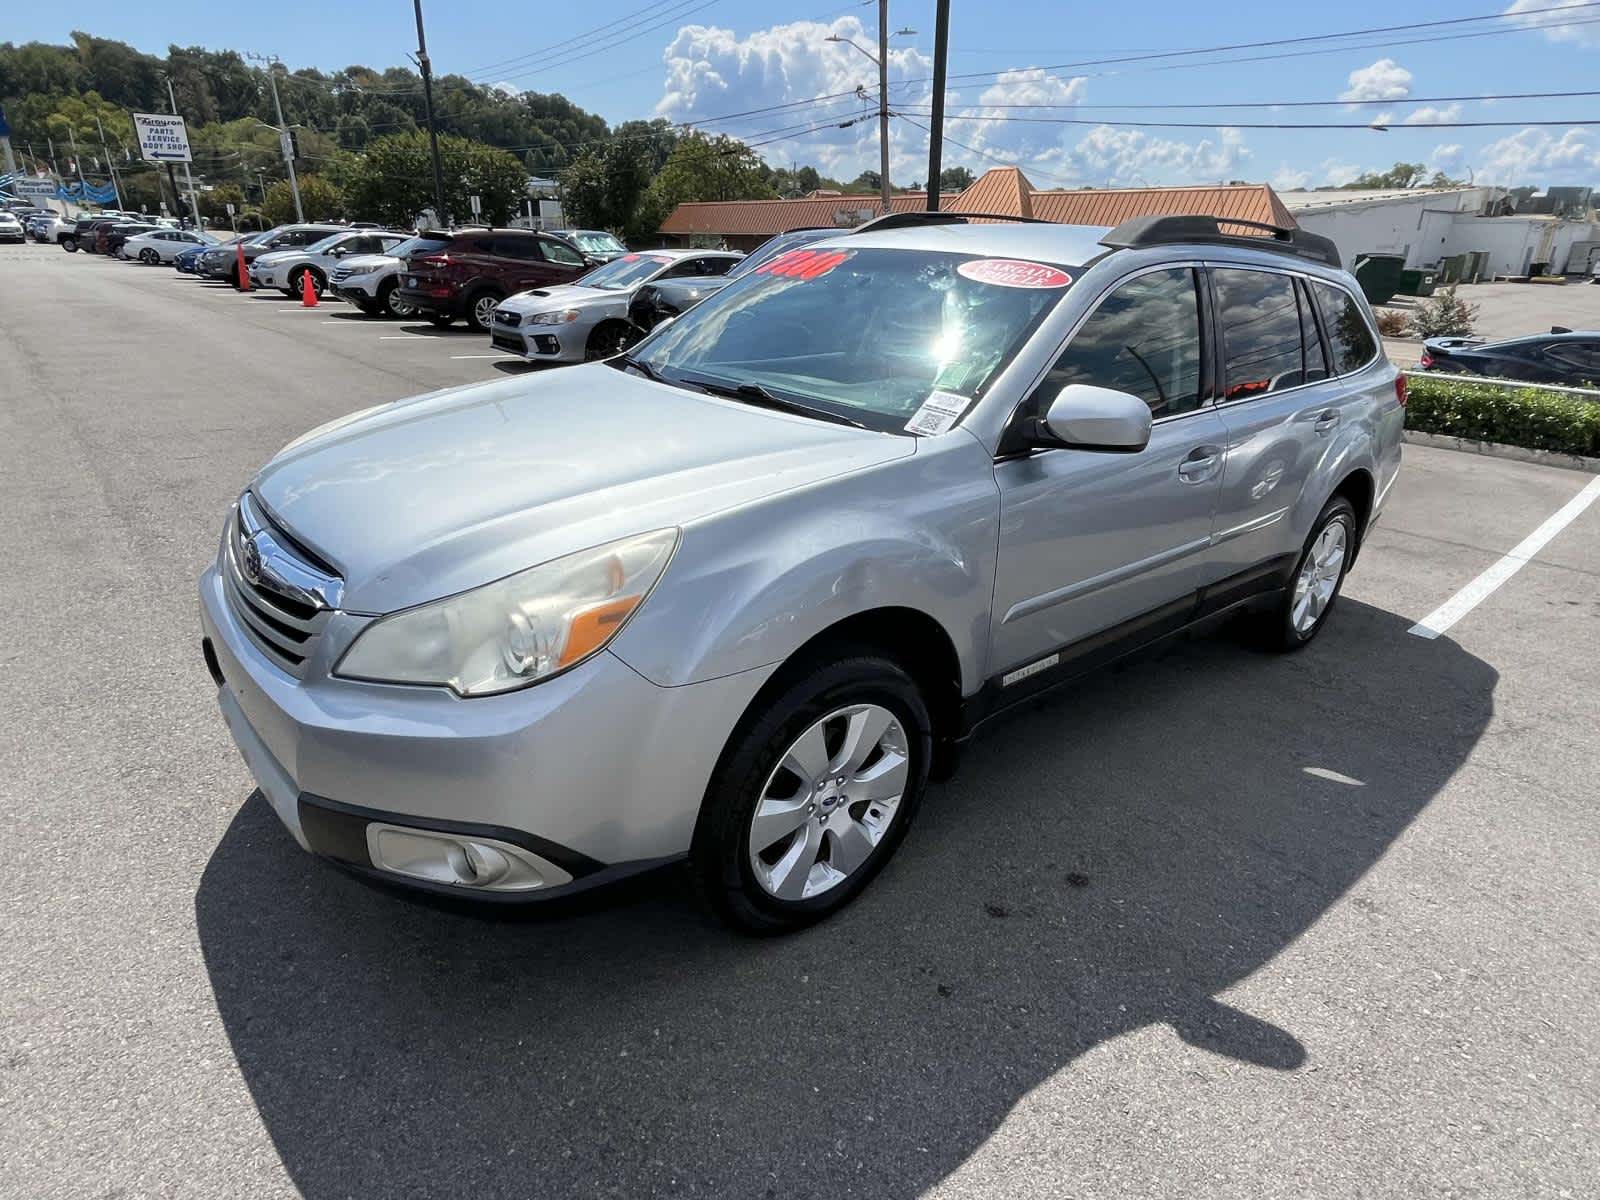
[
  {"left": 656, "top": 17, "right": 932, "bottom": 181},
  {"left": 1271, "top": 164, "right": 1312, "bottom": 190},
  {"left": 1053, "top": 125, "right": 1251, "bottom": 187},
  {"left": 1322, "top": 160, "right": 1361, "bottom": 186},
  {"left": 1503, "top": 0, "right": 1600, "bottom": 44},
  {"left": 1403, "top": 104, "right": 1462, "bottom": 125},
  {"left": 1431, "top": 143, "right": 1466, "bottom": 174},
  {"left": 1339, "top": 58, "right": 1413, "bottom": 102},
  {"left": 1477, "top": 126, "right": 1600, "bottom": 184}
]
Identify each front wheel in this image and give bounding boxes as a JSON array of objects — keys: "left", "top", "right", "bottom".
[
  {"left": 379, "top": 279, "right": 415, "bottom": 319},
  {"left": 61, "top": 238, "right": 78, "bottom": 252},
  {"left": 139, "top": 248, "right": 159, "bottom": 264},
  {"left": 1256, "top": 495, "right": 1356, "bottom": 652},
  {"left": 585, "top": 321, "right": 639, "bottom": 361},
  {"left": 467, "top": 292, "right": 502, "bottom": 332},
  {"left": 691, "top": 653, "right": 931, "bottom": 934},
  {"left": 427, "top": 313, "right": 454, "bottom": 329}
]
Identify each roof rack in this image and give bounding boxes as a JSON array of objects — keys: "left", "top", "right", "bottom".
[
  {"left": 846, "top": 210, "right": 1053, "bottom": 234},
  {"left": 1099, "top": 214, "right": 1340, "bottom": 269}
]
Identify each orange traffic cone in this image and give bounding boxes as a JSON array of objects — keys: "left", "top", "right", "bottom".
[
  {"left": 235, "top": 240, "right": 250, "bottom": 291},
  {"left": 300, "top": 269, "right": 319, "bottom": 307}
]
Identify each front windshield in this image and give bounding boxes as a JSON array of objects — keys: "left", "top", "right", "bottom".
[
  {"left": 390, "top": 235, "right": 449, "bottom": 258},
  {"left": 631, "top": 247, "right": 1077, "bottom": 434},
  {"left": 579, "top": 252, "right": 674, "bottom": 290},
  {"left": 573, "top": 231, "right": 626, "bottom": 255}
]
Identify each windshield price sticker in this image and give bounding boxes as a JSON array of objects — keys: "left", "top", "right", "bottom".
[
  {"left": 904, "top": 389, "right": 973, "bottom": 436},
  {"left": 754, "top": 248, "right": 852, "bottom": 280},
  {"left": 957, "top": 259, "right": 1072, "bottom": 289}
]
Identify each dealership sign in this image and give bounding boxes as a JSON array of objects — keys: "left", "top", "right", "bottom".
[
  {"left": 132, "top": 112, "right": 192, "bottom": 163},
  {"left": 14, "top": 177, "right": 58, "bottom": 201}
]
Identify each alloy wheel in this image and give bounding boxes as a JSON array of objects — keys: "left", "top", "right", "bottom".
[
  {"left": 747, "top": 704, "right": 910, "bottom": 901},
  {"left": 1291, "top": 518, "right": 1348, "bottom": 636},
  {"left": 472, "top": 295, "right": 500, "bottom": 330},
  {"left": 385, "top": 287, "right": 415, "bottom": 318}
]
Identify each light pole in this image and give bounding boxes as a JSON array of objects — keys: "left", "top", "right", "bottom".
[
  {"left": 248, "top": 56, "right": 304, "bottom": 222},
  {"left": 826, "top": 7, "right": 914, "bottom": 213},
  {"left": 412, "top": 0, "right": 449, "bottom": 229},
  {"left": 165, "top": 77, "right": 203, "bottom": 227}
]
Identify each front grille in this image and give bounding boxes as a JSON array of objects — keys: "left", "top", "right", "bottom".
[
  {"left": 492, "top": 331, "right": 526, "bottom": 353},
  {"left": 495, "top": 309, "right": 522, "bottom": 326},
  {"left": 223, "top": 493, "right": 341, "bottom": 677}
]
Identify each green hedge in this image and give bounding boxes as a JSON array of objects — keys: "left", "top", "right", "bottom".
[{"left": 1405, "top": 375, "right": 1600, "bottom": 458}]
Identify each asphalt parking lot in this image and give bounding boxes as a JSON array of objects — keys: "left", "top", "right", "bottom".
[
  {"left": 1381, "top": 278, "right": 1600, "bottom": 368},
  {"left": 3, "top": 242, "right": 1598, "bottom": 1199}
]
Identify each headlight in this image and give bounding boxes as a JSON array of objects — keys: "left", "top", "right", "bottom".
[
  {"left": 529, "top": 309, "right": 581, "bottom": 325},
  {"left": 334, "top": 529, "right": 678, "bottom": 696}
]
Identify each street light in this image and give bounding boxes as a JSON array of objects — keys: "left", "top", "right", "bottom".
[{"left": 825, "top": 9, "right": 915, "bottom": 213}]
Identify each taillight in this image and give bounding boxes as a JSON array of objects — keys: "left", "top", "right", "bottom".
[
  {"left": 1394, "top": 375, "right": 1408, "bottom": 407},
  {"left": 414, "top": 253, "right": 450, "bottom": 267},
  {"left": 1418, "top": 350, "right": 1433, "bottom": 369}
]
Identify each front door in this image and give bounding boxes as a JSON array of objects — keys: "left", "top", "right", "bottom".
[{"left": 990, "top": 266, "right": 1224, "bottom": 676}]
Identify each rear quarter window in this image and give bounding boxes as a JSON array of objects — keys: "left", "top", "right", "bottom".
[{"left": 1309, "top": 280, "right": 1378, "bottom": 375}]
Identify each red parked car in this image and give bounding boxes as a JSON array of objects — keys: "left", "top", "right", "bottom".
[{"left": 395, "top": 229, "right": 598, "bottom": 331}]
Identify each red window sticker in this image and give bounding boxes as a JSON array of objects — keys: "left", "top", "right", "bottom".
[
  {"left": 621, "top": 253, "right": 641, "bottom": 262},
  {"left": 957, "top": 259, "right": 1073, "bottom": 289},
  {"left": 754, "top": 247, "right": 852, "bottom": 280}
]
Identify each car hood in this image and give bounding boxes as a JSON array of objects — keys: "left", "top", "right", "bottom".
[
  {"left": 253, "top": 250, "right": 300, "bottom": 267},
  {"left": 251, "top": 365, "right": 913, "bottom": 613},
  {"left": 336, "top": 253, "right": 399, "bottom": 272},
  {"left": 496, "top": 283, "right": 620, "bottom": 315}
]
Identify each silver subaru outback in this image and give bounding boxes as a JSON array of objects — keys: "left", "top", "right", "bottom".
[{"left": 199, "top": 212, "right": 1403, "bottom": 933}]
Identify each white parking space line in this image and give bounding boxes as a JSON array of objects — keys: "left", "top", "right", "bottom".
[{"left": 1409, "top": 473, "right": 1600, "bottom": 639}]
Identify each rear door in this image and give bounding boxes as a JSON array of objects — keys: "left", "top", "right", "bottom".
[
  {"left": 990, "top": 265, "right": 1226, "bottom": 676},
  {"left": 1206, "top": 269, "right": 1385, "bottom": 585}
]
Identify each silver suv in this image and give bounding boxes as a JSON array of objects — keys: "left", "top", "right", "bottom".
[{"left": 198, "top": 212, "right": 1403, "bottom": 933}]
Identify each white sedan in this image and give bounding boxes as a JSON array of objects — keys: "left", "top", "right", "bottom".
[{"left": 124, "top": 228, "right": 217, "bottom": 264}]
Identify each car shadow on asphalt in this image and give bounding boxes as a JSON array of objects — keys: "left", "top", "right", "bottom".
[{"left": 195, "top": 600, "right": 1495, "bottom": 1198}]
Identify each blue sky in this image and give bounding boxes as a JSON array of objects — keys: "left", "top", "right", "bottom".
[{"left": 10, "top": 0, "right": 1600, "bottom": 188}]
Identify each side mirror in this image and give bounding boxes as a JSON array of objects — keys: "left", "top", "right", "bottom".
[{"left": 1031, "top": 383, "right": 1153, "bottom": 453}]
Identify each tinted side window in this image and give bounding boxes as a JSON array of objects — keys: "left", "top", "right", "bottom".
[
  {"left": 1310, "top": 280, "right": 1378, "bottom": 375},
  {"left": 540, "top": 238, "right": 585, "bottom": 266},
  {"left": 489, "top": 236, "right": 537, "bottom": 260},
  {"left": 1298, "top": 279, "right": 1329, "bottom": 382},
  {"left": 1213, "top": 268, "right": 1304, "bottom": 399},
  {"left": 1033, "top": 267, "right": 1204, "bottom": 419}
]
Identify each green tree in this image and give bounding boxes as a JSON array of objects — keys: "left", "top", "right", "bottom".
[
  {"left": 1339, "top": 161, "right": 1462, "bottom": 191},
  {"left": 633, "top": 132, "right": 777, "bottom": 236},
  {"left": 200, "top": 183, "right": 245, "bottom": 222},
  {"left": 561, "top": 138, "right": 655, "bottom": 233},
  {"left": 263, "top": 173, "right": 345, "bottom": 224},
  {"left": 344, "top": 132, "right": 526, "bottom": 227},
  {"left": 939, "top": 166, "right": 975, "bottom": 192}
]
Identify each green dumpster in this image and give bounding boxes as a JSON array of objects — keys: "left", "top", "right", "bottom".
[
  {"left": 1354, "top": 254, "right": 1406, "bottom": 305},
  {"left": 1397, "top": 268, "right": 1439, "bottom": 297}
]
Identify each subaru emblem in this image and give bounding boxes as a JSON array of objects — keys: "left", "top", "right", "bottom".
[{"left": 241, "top": 535, "right": 263, "bottom": 585}]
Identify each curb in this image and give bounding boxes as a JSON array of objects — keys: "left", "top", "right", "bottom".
[{"left": 1403, "top": 429, "right": 1600, "bottom": 475}]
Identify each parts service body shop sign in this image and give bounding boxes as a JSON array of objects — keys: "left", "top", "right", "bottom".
[{"left": 133, "top": 113, "right": 193, "bottom": 163}]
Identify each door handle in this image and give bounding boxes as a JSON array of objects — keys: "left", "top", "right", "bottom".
[
  {"left": 1314, "top": 410, "right": 1340, "bottom": 435},
  {"left": 1177, "top": 446, "right": 1222, "bottom": 484}
]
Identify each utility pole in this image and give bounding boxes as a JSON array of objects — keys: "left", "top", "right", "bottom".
[
  {"left": 877, "top": 1, "right": 892, "bottom": 212},
  {"left": 47, "top": 136, "right": 60, "bottom": 178},
  {"left": 66, "top": 126, "right": 89, "bottom": 200},
  {"left": 251, "top": 56, "right": 304, "bottom": 222},
  {"left": 926, "top": 0, "right": 950, "bottom": 210},
  {"left": 412, "top": 0, "right": 449, "bottom": 229},
  {"left": 93, "top": 114, "right": 126, "bottom": 210},
  {"left": 166, "top": 77, "right": 203, "bottom": 227}
]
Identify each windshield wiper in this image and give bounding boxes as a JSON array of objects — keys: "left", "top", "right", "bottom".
[
  {"left": 676, "top": 374, "right": 866, "bottom": 429},
  {"left": 614, "top": 353, "right": 663, "bottom": 381}
]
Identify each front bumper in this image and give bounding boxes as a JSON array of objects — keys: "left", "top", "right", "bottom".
[
  {"left": 197, "top": 561, "right": 773, "bottom": 901},
  {"left": 489, "top": 317, "right": 588, "bottom": 362},
  {"left": 331, "top": 276, "right": 382, "bottom": 302},
  {"left": 252, "top": 265, "right": 289, "bottom": 289}
]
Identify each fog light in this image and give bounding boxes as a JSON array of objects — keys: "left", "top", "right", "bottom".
[{"left": 364, "top": 823, "right": 573, "bottom": 892}]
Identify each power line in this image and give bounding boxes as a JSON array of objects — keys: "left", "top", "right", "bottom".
[
  {"left": 925, "top": 1, "right": 1600, "bottom": 84},
  {"left": 894, "top": 113, "right": 1081, "bottom": 188},
  {"left": 923, "top": 88, "right": 1600, "bottom": 112},
  {"left": 464, "top": 0, "right": 715, "bottom": 77},
  {"left": 897, "top": 110, "right": 1600, "bottom": 131}
]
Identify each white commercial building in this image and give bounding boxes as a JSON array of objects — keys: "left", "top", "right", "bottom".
[{"left": 1281, "top": 186, "right": 1600, "bottom": 278}]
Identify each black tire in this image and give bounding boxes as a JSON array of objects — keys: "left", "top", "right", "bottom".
[
  {"left": 354, "top": 298, "right": 383, "bottom": 316},
  {"left": 61, "top": 238, "right": 78, "bottom": 252},
  {"left": 378, "top": 279, "right": 415, "bottom": 319},
  {"left": 428, "top": 313, "right": 455, "bottom": 329},
  {"left": 691, "top": 651, "right": 932, "bottom": 935},
  {"left": 466, "top": 290, "right": 503, "bottom": 332},
  {"left": 1255, "top": 495, "right": 1357, "bottom": 653},
  {"left": 138, "top": 248, "right": 159, "bottom": 265},
  {"left": 289, "top": 266, "right": 324, "bottom": 299},
  {"left": 585, "top": 320, "right": 639, "bottom": 361}
]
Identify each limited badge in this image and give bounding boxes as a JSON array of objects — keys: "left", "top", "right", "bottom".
[
  {"left": 904, "top": 389, "right": 972, "bottom": 436},
  {"left": 957, "top": 259, "right": 1073, "bottom": 289}
]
